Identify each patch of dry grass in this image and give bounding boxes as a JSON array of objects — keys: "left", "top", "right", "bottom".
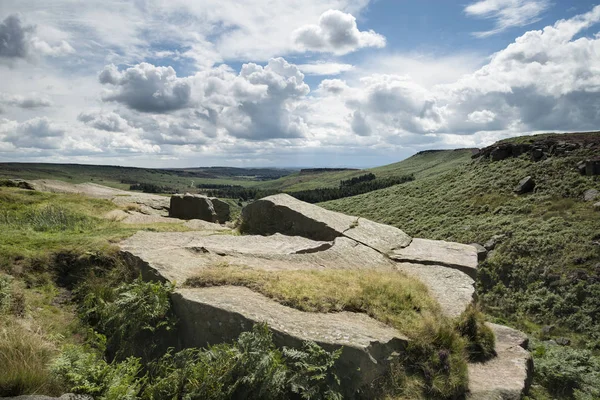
[{"left": 185, "top": 264, "right": 443, "bottom": 335}]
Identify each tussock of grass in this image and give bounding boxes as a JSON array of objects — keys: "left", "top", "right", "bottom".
[
  {"left": 0, "top": 317, "right": 61, "bottom": 396},
  {"left": 455, "top": 305, "right": 496, "bottom": 362},
  {"left": 185, "top": 264, "right": 443, "bottom": 334}
]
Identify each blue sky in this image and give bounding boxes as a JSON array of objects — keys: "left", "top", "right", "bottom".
[{"left": 1, "top": 0, "right": 599, "bottom": 168}]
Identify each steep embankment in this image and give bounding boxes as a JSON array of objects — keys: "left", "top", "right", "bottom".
[{"left": 324, "top": 132, "right": 600, "bottom": 399}]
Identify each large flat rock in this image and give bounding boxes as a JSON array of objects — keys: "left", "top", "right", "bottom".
[
  {"left": 174, "top": 286, "right": 408, "bottom": 393},
  {"left": 30, "top": 180, "right": 170, "bottom": 215},
  {"left": 241, "top": 194, "right": 412, "bottom": 253},
  {"left": 390, "top": 238, "right": 478, "bottom": 279},
  {"left": 468, "top": 323, "right": 533, "bottom": 400},
  {"left": 120, "top": 231, "right": 397, "bottom": 284}
]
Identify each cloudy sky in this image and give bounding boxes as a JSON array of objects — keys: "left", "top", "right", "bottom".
[{"left": 1, "top": 1, "right": 599, "bottom": 168}]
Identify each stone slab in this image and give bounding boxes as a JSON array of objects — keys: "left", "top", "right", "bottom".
[
  {"left": 173, "top": 286, "right": 408, "bottom": 393},
  {"left": 468, "top": 323, "right": 533, "bottom": 400},
  {"left": 390, "top": 238, "right": 478, "bottom": 279}
]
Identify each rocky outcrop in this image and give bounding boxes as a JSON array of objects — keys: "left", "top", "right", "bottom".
[
  {"left": 118, "top": 196, "right": 531, "bottom": 398},
  {"left": 514, "top": 176, "right": 535, "bottom": 194},
  {"left": 173, "top": 286, "right": 408, "bottom": 393},
  {"left": 468, "top": 323, "right": 533, "bottom": 400},
  {"left": 28, "top": 180, "right": 170, "bottom": 215},
  {"left": 169, "top": 193, "right": 230, "bottom": 222},
  {"left": 472, "top": 132, "right": 600, "bottom": 162},
  {"left": 241, "top": 194, "right": 412, "bottom": 252},
  {"left": 583, "top": 158, "right": 600, "bottom": 176}
]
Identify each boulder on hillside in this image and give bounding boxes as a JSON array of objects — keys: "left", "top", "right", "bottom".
[
  {"left": 583, "top": 189, "right": 599, "bottom": 202},
  {"left": 514, "top": 176, "right": 535, "bottom": 194},
  {"left": 584, "top": 158, "right": 600, "bottom": 176},
  {"left": 484, "top": 234, "right": 507, "bottom": 251},
  {"left": 169, "top": 193, "right": 230, "bottom": 222},
  {"left": 470, "top": 243, "right": 488, "bottom": 262},
  {"left": 241, "top": 194, "right": 412, "bottom": 252},
  {"left": 594, "top": 202, "right": 600, "bottom": 211}
]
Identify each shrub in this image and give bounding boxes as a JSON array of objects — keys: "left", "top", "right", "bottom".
[
  {"left": 454, "top": 305, "right": 496, "bottom": 362},
  {"left": 143, "top": 324, "right": 342, "bottom": 400},
  {"left": 78, "top": 277, "right": 177, "bottom": 361},
  {"left": 533, "top": 342, "right": 600, "bottom": 398},
  {"left": 51, "top": 344, "right": 143, "bottom": 400}
]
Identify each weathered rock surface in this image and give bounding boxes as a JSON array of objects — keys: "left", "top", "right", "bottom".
[
  {"left": 468, "top": 323, "right": 533, "bottom": 400},
  {"left": 390, "top": 238, "right": 478, "bottom": 279},
  {"left": 169, "top": 193, "right": 230, "bottom": 222},
  {"left": 584, "top": 158, "right": 600, "bottom": 176},
  {"left": 514, "top": 176, "right": 535, "bottom": 194},
  {"left": 471, "top": 243, "right": 488, "bottom": 262},
  {"left": 583, "top": 188, "right": 599, "bottom": 202},
  {"left": 241, "top": 194, "right": 412, "bottom": 252},
  {"left": 121, "top": 231, "right": 396, "bottom": 284},
  {"left": 395, "top": 262, "right": 475, "bottom": 318},
  {"left": 29, "top": 179, "right": 170, "bottom": 215},
  {"left": 173, "top": 286, "right": 408, "bottom": 393}
]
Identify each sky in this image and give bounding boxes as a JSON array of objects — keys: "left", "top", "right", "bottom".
[{"left": 0, "top": 0, "right": 599, "bottom": 168}]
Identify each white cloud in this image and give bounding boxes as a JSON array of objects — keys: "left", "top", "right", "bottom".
[
  {"left": 467, "top": 110, "right": 497, "bottom": 124},
  {"left": 0, "top": 117, "right": 64, "bottom": 149},
  {"left": 99, "top": 63, "right": 193, "bottom": 113},
  {"left": 465, "top": 0, "right": 551, "bottom": 37},
  {"left": 318, "top": 79, "right": 350, "bottom": 94},
  {"left": 0, "top": 92, "right": 52, "bottom": 108},
  {"left": 293, "top": 10, "right": 385, "bottom": 55},
  {"left": 77, "top": 110, "right": 130, "bottom": 132},
  {"left": 298, "top": 62, "right": 354, "bottom": 76}
]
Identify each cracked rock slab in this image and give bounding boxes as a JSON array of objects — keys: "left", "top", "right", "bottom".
[
  {"left": 241, "top": 194, "right": 411, "bottom": 252},
  {"left": 173, "top": 286, "right": 408, "bottom": 393},
  {"left": 120, "top": 231, "right": 397, "bottom": 284},
  {"left": 468, "top": 323, "right": 533, "bottom": 400},
  {"left": 395, "top": 262, "right": 475, "bottom": 318},
  {"left": 390, "top": 238, "right": 478, "bottom": 279}
]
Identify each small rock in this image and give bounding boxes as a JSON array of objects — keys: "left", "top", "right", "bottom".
[
  {"left": 540, "top": 325, "right": 555, "bottom": 337},
  {"left": 514, "top": 176, "right": 535, "bottom": 194},
  {"left": 484, "top": 234, "right": 507, "bottom": 251},
  {"left": 583, "top": 189, "right": 599, "bottom": 202},
  {"left": 594, "top": 202, "right": 600, "bottom": 211},
  {"left": 584, "top": 159, "right": 600, "bottom": 176},
  {"left": 470, "top": 243, "right": 488, "bottom": 262},
  {"left": 555, "top": 337, "right": 571, "bottom": 346},
  {"left": 531, "top": 148, "right": 544, "bottom": 161},
  {"left": 577, "top": 161, "right": 587, "bottom": 175}
]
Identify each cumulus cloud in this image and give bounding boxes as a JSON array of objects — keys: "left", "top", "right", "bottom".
[
  {"left": 318, "top": 79, "right": 349, "bottom": 94},
  {"left": 218, "top": 57, "right": 311, "bottom": 139},
  {"left": 77, "top": 111, "right": 130, "bottom": 132},
  {"left": 293, "top": 10, "right": 385, "bottom": 55},
  {"left": 467, "top": 110, "right": 496, "bottom": 124},
  {"left": 0, "top": 92, "right": 52, "bottom": 108},
  {"left": 298, "top": 62, "right": 354, "bottom": 76},
  {"left": 0, "top": 117, "right": 64, "bottom": 149},
  {"left": 0, "top": 14, "right": 75, "bottom": 62},
  {"left": 465, "top": 0, "right": 551, "bottom": 37},
  {"left": 99, "top": 63, "right": 192, "bottom": 112},
  {"left": 0, "top": 15, "right": 33, "bottom": 59}
]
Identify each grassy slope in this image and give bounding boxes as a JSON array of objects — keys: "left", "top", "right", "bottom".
[
  {"left": 0, "top": 163, "right": 283, "bottom": 192},
  {"left": 257, "top": 149, "right": 474, "bottom": 192}
]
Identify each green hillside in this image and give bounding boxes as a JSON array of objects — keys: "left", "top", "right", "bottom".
[
  {"left": 256, "top": 149, "right": 474, "bottom": 192},
  {"left": 0, "top": 163, "right": 293, "bottom": 193},
  {"left": 323, "top": 132, "right": 600, "bottom": 399}
]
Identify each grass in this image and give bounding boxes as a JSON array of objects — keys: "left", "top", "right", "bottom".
[{"left": 185, "top": 264, "right": 444, "bottom": 335}]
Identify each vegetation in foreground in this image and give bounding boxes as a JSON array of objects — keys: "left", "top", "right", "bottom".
[{"left": 0, "top": 185, "right": 481, "bottom": 399}]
